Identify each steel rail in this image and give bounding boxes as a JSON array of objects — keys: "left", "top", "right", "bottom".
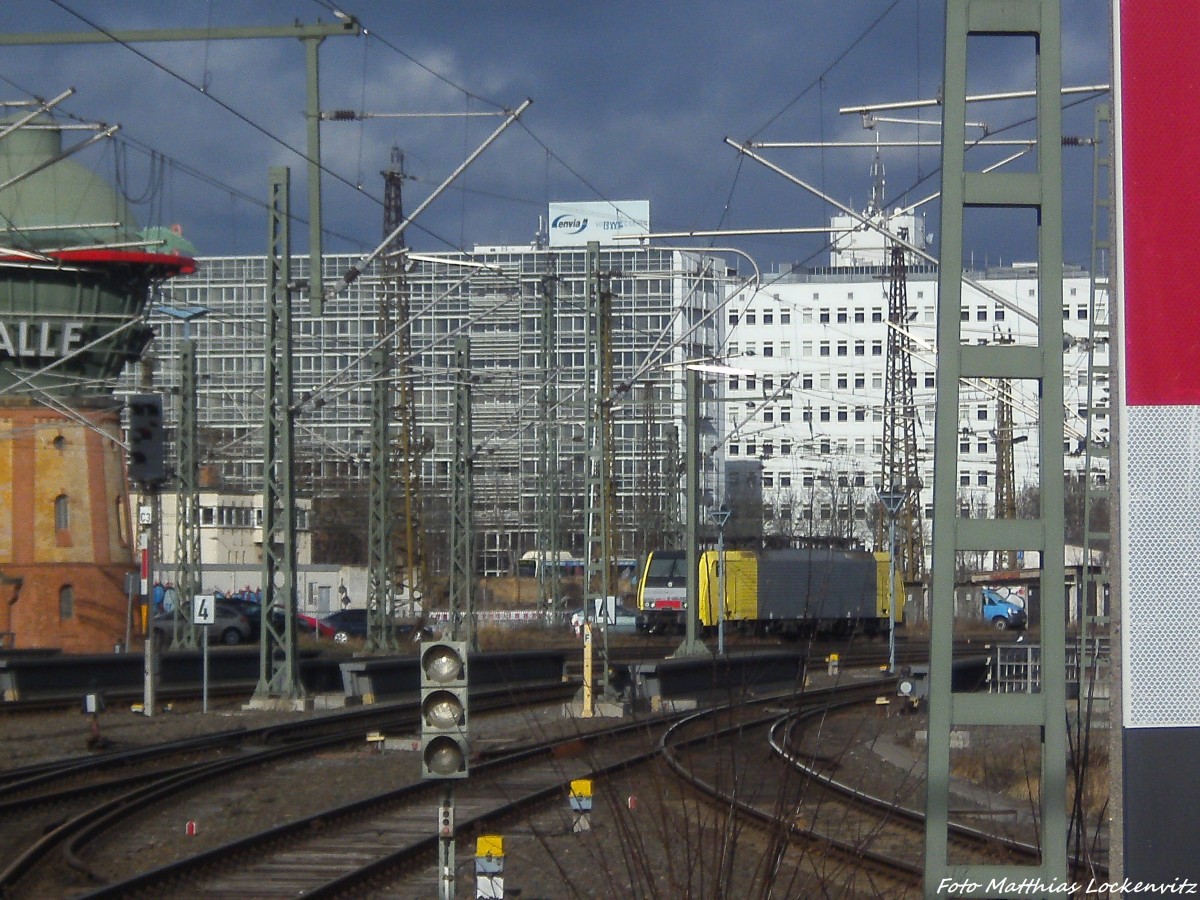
[{"left": 0, "top": 681, "right": 574, "bottom": 895}]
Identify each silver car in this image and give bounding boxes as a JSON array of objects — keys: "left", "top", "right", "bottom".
[{"left": 152, "top": 601, "right": 253, "bottom": 646}]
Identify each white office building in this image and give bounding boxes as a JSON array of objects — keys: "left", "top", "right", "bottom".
[{"left": 725, "top": 256, "right": 1109, "bottom": 547}]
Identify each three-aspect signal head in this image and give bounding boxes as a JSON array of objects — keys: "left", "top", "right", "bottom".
[
  {"left": 420, "top": 640, "right": 469, "bottom": 779},
  {"left": 127, "top": 393, "right": 166, "bottom": 486}
]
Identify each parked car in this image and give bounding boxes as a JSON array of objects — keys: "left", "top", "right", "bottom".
[
  {"left": 569, "top": 603, "right": 639, "bottom": 635},
  {"left": 265, "top": 608, "right": 336, "bottom": 638},
  {"left": 321, "top": 608, "right": 369, "bottom": 643},
  {"left": 222, "top": 597, "right": 262, "bottom": 639},
  {"left": 152, "top": 601, "right": 252, "bottom": 646},
  {"left": 982, "top": 589, "right": 1028, "bottom": 631}
]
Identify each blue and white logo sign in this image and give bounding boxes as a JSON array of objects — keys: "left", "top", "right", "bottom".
[{"left": 547, "top": 201, "right": 650, "bottom": 247}]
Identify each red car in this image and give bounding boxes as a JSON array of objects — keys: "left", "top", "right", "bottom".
[{"left": 297, "top": 612, "right": 337, "bottom": 638}]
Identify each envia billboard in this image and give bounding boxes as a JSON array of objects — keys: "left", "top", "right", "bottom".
[{"left": 547, "top": 201, "right": 650, "bottom": 247}]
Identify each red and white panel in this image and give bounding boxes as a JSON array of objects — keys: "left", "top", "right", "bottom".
[{"left": 1116, "top": 4, "right": 1200, "bottom": 727}]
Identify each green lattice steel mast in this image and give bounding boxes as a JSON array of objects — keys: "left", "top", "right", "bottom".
[
  {"left": 1070, "top": 102, "right": 1112, "bottom": 867},
  {"left": 388, "top": 151, "right": 431, "bottom": 620},
  {"left": 366, "top": 149, "right": 409, "bottom": 653},
  {"left": 366, "top": 342, "right": 397, "bottom": 652},
  {"left": 924, "top": 1, "right": 1066, "bottom": 893},
  {"left": 1081, "top": 102, "right": 1112, "bottom": 658},
  {"left": 170, "top": 336, "right": 199, "bottom": 649},
  {"left": 536, "top": 271, "right": 562, "bottom": 613},
  {"left": 448, "top": 337, "right": 475, "bottom": 649},
  {"left": 582, "top": 242, "right": 619, "bottom": 690},
  {"left": 254, "top": 167, "right": 303, "bottom": 702}
]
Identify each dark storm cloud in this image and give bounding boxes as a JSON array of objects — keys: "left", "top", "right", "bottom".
[{"left": 0, "top": 1, "right": 1110, "bottom": 271}]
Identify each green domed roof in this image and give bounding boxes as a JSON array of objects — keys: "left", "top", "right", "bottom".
[{"left": 0, "top": 120, "right": 139, "bottom": 251}]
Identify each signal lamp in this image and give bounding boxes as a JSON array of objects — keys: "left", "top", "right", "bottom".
[{"left": 419, "top": 640, "right": 469, "bottom": 779}]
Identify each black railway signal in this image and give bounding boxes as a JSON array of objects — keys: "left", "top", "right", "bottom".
[
  {"left": 127, "top": 393, "right": 166, "bottom": 486},
  {"left": 419, "top": 640, "right": 469, "bottom": 779}
]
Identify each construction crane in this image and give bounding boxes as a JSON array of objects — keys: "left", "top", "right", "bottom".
[{"left": 876, "top": 230, "right": 927, "bottom": 584}]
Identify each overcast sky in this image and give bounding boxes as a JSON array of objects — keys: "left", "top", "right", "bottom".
[{"left": 0, "top": 1, "right": 1112, "bottom": 276}]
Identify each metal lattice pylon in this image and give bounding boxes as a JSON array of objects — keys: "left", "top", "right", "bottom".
[
  {"left": 171, "top": 337, "right": 200, "bottom": 649},
  {"left": 255, "top": 167, "right": 303, "bottom": 701},
  {"left": 448, "top": 337, "right": 475, "bottom": 649},
  {"left": 876, "top": 233, "right": 927, "bottom": 584},
  {"left": 924, "top": 1, "right": 1067, "bottom": 892},
  {"left": 536, "top": 270, "right": 562, "bottom": 614},
  {"left": 582, "top": 241, "right": 618, "bottom": 692}
]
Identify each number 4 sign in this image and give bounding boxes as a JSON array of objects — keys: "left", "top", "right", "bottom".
[{"left": 193, "top": 594, "right": 216, "bottom": 625}]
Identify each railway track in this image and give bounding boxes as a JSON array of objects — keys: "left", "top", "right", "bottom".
[
  {"left": 68, "top": 678, "right": 880, "bottom": 898},
  {"left": 661, "top": 681, "right": 1107, "bottom": 897},
  {"left": 0, "top": 680, "right": 575, "bottom": 898}
]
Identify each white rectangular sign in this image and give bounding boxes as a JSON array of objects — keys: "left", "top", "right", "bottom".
[
  {"left": 193, "top": 594, "right": 216, "bottom": 625},
  {"left": 547, "top": 200, "right": 650, "bottom": 247}
]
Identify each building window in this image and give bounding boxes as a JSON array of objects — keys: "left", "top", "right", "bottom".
[
  {"left": 995, "top": 307, "right": 1006, "bottom": 321},
  {"left": 819, "top": 342, "right": 830, "bottom": 357},
  {"left": 59, "top": 585, "right": 74, "bottom": 619},
  {"left": 977, "top": 471, "right": 989, "bottom": 486},
  {"left": 836, "top": 342, "right": 848, "bottom": 357},
  {"left": 960, "top": 473, "right": 971, "bottom": 486},
  {"left": 855, "top": 374, "right": 865, "bottom": 389},
  {"left": 854, "top": 341, "right": 865, "bottom": 356},
  {"left": 729, "top": 444, "right": 739, "bottom": 456},
  {"left": 837, "top": 308, "right": 848, "bottom": 323},
  {"left": 54, "top": 494, "right": 69, "bottom": 531},
  {"left": 763, "top": 311, "right": 774, "bottom": 325},
  {"left": 781, "top": 409, "right": 791, "bottom": 423},
  {"left": 781, "top": 440, "right": 792, "bottom": 455},
  {"left": 819, "top": 407, "right": 831, "bottom": 422},
  {"left": 819, "top": 309, "right": 830, "bottom": 323},
  {"left": 745, "top": 312, "right": 756, "bottom": 325},
  {"left": 872, "top": 308, "right": 884, "bottom": 322},
  {"left": 781, "top": 310, "right": 791, "bottom": 325},
  {"left": 872, "top": 341, "right": 883, "bottom": 356},
  {"left": 729, "top": 376, "right": 739, "bottom": 390},
  {"left": 729, "top": 312, "right": 739, "bottom": 325},
  {"left": 763, "top": 343, "right": 774, "bottom": 357},
  {"left": 837, "top": 407, "right": 849, "bottom": 422}
]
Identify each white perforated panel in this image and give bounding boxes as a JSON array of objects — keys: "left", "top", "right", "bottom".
[{"left": 1125, "top": 406, "right": 1200, "bottom": 727}]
